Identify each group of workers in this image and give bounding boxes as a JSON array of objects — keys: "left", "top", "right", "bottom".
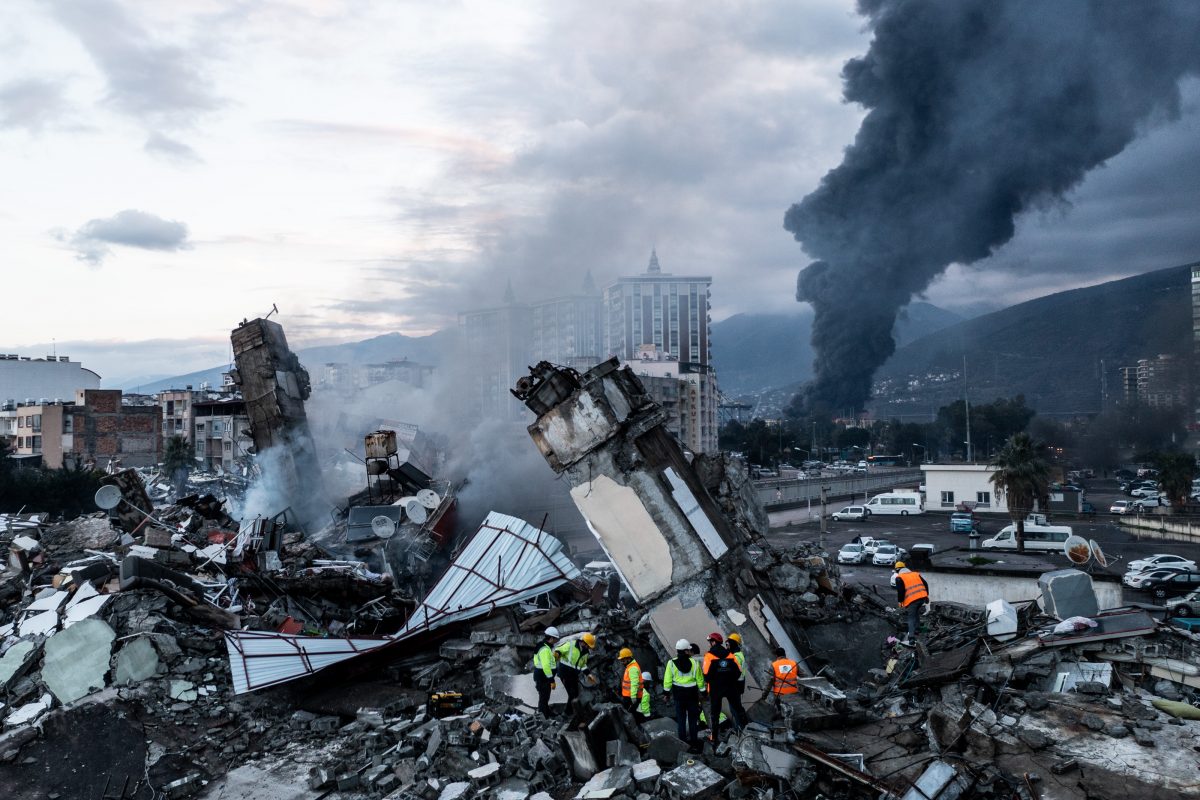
[{"left": 531, "top": 626, "right": 804, "bottom": 749}]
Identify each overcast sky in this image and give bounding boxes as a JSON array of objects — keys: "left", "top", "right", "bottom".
[{"left": 4, "top": 0, "right": 1199, "bottom": 386}]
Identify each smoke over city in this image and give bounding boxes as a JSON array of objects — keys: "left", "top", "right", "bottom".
[{"left": 785, "top": 0, "right": 1200, "bottom": 413}]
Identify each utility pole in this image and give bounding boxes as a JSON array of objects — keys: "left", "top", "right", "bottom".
[
  {"left": 819, "top": 485, "right": 828, "bottom": 549},
  {"left": 963, "top": 354, "right": 973, "bottom": 463}
]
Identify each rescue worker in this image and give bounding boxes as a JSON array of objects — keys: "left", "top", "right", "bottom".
[
  {"left": 889, "top": 560, "right": 909, "bottom": 588},
  {"left": 554, "top": 632, "right": 596, "bottom": 715},
  {"left": 533, "top": 626, "right": 560, "bottom": 716},
  {"left": 894, "top": 562, "right": 930, "bottom": 643},
  {"left": 635, "top": 670, "right": 653, "bottom": 721},
  {"left": 766, "top": 646, "right": 799, "bottom": 697},
  {"left": 662, "top": 638, "right": 704, "bottom": 748},
  {"left": 617, "top": 647, "right": 644, "bottom": 716},
  {"left": 702, "top": 632, "right": 746, "bottom": 740},
  {"left": 726, "top": 632, "right": 747, "bottom": 698}
]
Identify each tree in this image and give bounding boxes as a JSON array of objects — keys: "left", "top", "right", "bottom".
[
  {"left": 163, "top": 435, "right": 193, "bottom": 496},
  {"left": 989, "top": 433, "right": 1050, "bottom": 554},
  {"left": 1155, "top": 451, "right": 1196, "bottom": 510}
]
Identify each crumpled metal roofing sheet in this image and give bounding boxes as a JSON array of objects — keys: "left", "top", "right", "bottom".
[{"left": 224, "top": 511, "right": 580, "bottom": 693}]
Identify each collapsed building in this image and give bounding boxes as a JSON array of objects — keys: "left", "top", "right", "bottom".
[{"left": 0, "top": 326, "right": 1199, "bottom": 800}]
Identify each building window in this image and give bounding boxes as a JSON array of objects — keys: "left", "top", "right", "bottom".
[
  {"left": 940, "top": 491, "right": 955, "bottom": 508},
  {"left": 976, "top": 491, "right": 991, "bottom": 507}
]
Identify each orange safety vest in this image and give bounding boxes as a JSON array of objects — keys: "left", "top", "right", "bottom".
[
  {"left": 771, "top": 658, "right": 800, "bottom": 695},
  {"left": 621, "top": 660, "right": 641, "bottom": 698},
  {"left": 898, "top": 571, "right": 929, "bottom": 608},
  {"left": 702, "top": 650, "right": 738, "bottom": 674}
]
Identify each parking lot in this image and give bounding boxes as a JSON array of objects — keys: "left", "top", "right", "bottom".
[{"left": 768, "top": 479, "right": 1200, "bottom": 602}]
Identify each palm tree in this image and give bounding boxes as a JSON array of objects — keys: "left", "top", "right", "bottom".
[
  {"left": 989, "top": 433, "right": 1050, "bottom": 554},
  {"left": 162, "top": 435, "right": 193, "bottom": 497},
  {"left": 1155, "top": 451, "right": 1196, "bottom": 510}
]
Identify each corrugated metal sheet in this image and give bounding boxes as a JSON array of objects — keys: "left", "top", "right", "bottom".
[{"left": 224, "top": 511, "right": 581, "bottom": 693}]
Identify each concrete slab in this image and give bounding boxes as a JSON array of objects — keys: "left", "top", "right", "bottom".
[
  {"left": 200, "top": 764, "right": 322, "bottom": 800},
  {"left": 5, "top": 693, "right": 52, "bottom": 727},
  {"left": 0, "top": 641, "right": 37, "bottom": 689},
  {"left": 42, "top": 618, "right": 115, "bottom": 704},
  {"left": 114, "top": 637, "right": 160, "bottom": 685}
]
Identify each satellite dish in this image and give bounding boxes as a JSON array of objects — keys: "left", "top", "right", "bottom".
[
  {"left": 1089, "top": 539, "right": 1108, "bottom": 568},
  {"left": 371, "top": 515, "right": 397, "bottom": 539},
  {"left": 94, "top": 485, "right": 122, "bottom": 511},
  {"left": 405, "top": 500, "right": 428, "bottom": 525},
  {"left": 416, "top": 488, "right": 440, "bottom": 510},
  {"left": 1064, "top": 535, "right": 1091, "bottom": 565}
]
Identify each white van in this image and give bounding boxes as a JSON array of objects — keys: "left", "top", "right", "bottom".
[
  {"left": 864, "top": 491, "right": 924, "bottom": 515},
  {"left": 981, "top": 516, "right": 1073, "bottom": 551}
]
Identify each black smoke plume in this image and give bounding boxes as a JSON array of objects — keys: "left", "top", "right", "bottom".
[{"left": 785, "top": 0, "right": 1200, "bottom": 413}]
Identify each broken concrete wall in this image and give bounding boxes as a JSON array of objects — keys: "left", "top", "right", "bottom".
[
  {"left": 230, "top": 318, "right": 326, "bottom": 527},
  {"left": 514, "top": 359, "right": 807, "bottom": 690}
]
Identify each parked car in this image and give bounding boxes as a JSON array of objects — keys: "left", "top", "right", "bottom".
[
  {"left": 837, "top": 543, "right": 866, "bottom": 564},
  {"left": 871, "top": 543, "right": 906, "bottom": 567},
  {"left": 1127, "top": 554, "right": 1198, "bottom": 573},
  {"left": 1137, "top": 570, "right": 1200, "bottom": 600},
  {"left": 1130, "top": 486, "right": 1161, "bottom": 498},
  {"left": 1134, "top": 496, "right": 1168, "bottom": 510},
  {"left": 1110, "top": 500, "right": 1134, "bottom": 515},
  {"left": 950, "top": 512, "right": 977, "bottom": 533},
  {"left": 860, "top": 537, "right": 888, "bottom": 555},
  {"left": 1166, "top": 590, "right": 1200, "bottom": 618},
  {"left": 1123, "top": 566, "right": 1192, "bottom": 589},
  {"left": 831, "top": 505, "right": 870, "bottom": 521}
]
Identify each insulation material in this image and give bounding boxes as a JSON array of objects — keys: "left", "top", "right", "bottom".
[
  {"left": 570, "top": 477, "right": 672, "bottom": 601},
  {"left": 225, "top": 512, "right": 580, "bottom": 693}
]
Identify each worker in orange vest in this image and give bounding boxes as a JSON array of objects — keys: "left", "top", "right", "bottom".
[
  {"left": 702, "top": 632, "right": 746, "bottom": 740},
  {"left": 618, "top": 647, "right": 646, "bottom": 717},
  {"left": 894, "top": 561, "right": 930, "bottom": 644},
  {"left": 766, "top": 646, "right": 799, "bottom": 696}
]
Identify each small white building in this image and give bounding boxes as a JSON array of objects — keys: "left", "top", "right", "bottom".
[{"left": 920, "top": 464, "right": 1009, "bottom": 514}]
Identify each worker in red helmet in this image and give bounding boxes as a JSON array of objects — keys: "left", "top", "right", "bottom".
[{"left": 702, "top": 632, "right": 746, "bottom": 741}]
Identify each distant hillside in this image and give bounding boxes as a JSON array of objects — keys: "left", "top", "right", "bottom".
[
  {"left": 121, "top": 330, "right": 456, "bottom": 393},
  {"left": 872, "top": 262, "right": 1196, "bottom": 415},
  {"left": 712, "top": 302, "right": 963, "bottom": 396}
]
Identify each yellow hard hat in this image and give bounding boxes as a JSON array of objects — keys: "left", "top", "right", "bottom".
[
  {"left": 894, "top": 561, "right": 906, "bottom": 569},
  {"left": 581, "top": 633, "right": 596, "bottom": 648},
  {"left": 618, "top": 647, "right": 633, "bottom": 660},
  {"left": 727, "top": 632, "right": 742, "bottom": 644}
]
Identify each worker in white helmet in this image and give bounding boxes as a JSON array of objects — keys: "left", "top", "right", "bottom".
[
  {"left": 532, "top": 626, "right": 560, "bottom": 716},
  {"left": 661, "top": 638, "right": 704, "bottom": 748}
]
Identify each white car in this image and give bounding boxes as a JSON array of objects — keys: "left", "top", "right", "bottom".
[
  {"left": 1134, "top": 496, "right": 1168, "bottom": 509},
  {"left": 860, "top": 537, "right": 887, "bottom": 555},
  {"left": 831, "top": 505, "right": 870, "bottom": 521},
  {"left": 872, "top": 544, "right": 905, "bottom": 567},
  {"left": 1130, "top": 486, "right": 1161, "bottom": 498},
  {"left": 1127, "top": 554, "right": 1198, "bottom": 573},
  {"left": 1110, "top": 500, "right": 1133, "bottom": 515},
  {"left": 837, "top": 543, "right": 866, "bottom": 564},
  {"left": 1123, "top": 566, "right": 1191, "bottom": 589}
]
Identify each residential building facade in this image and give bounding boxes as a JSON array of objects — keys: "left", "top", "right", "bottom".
[
  {"left": 459, "top": 284, "right": 532, "bottom": 420},
  {"left": 628, "top": 356, "right": 719, "bottom": 454},
  {"left": 10, "top": 390, "right": 162, "bottom": 469},
  {"left": 529, "top": 273, "right": 604, "bottom": 369},
  {"left": 193, "top": 398, "right": 252, "bottom": 472},
  {"left": 159, "top": 387, "right": 201, "bottom": 442},
  {"left": 604, "top": 251, "right": 712, "bottom": 367},
  {"left": 919, "top": 464, "right": 1009, "bottom": 514}
]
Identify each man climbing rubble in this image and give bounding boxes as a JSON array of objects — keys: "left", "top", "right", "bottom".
[
  {"left": 617, "top": 647, "right": 647, "bottom": 720},
  {"left": 554, "top": 631, "right": 595, "bottom": 714},
  {"left": 893, "top": 561, "right": 929, "bottom": 644},
  {"left": 533, "top": 626, "right": 559, "bottom": 716},
  {"left": 662, "top": 638, "right": 704, "bottom": 749},
  {"left": 702, "top": 632, "right": 746, "bottom": 739}
]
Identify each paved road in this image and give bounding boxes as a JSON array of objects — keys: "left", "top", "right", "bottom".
[{"left": 767, "top": 481, "right": 1200, "bottom": 602}]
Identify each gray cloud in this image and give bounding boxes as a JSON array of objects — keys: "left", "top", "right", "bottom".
[
  {"left": 0, "top": 78, "right": 69, "bottom": 132},
  {"left": 62, "top": 209, "right": 191, "bottom": 265},
  {"left": 143, "top": 131, "right": 202, "bottom": 163},
  {"left": 48, "top": 0, "right": 220, "bottom": 125}
]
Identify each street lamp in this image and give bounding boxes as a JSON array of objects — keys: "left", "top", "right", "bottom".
[
  {"left": 963, "top": 441, "right": 973, "bottom": 463},
  {"left": 912, "top": 443, "right": 928, "bottom": 464}
]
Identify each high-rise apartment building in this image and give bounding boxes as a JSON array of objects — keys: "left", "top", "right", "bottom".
[
  {"left": 459, "top": 283, "right": 532, "bottom": 420},
  {"left": 529, "top": 273, "right": 603, "bottom": 370},
  {"left": 604, "top": 250, "right": 712, "bottom": 366}
]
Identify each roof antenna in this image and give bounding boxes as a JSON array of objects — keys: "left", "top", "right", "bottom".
[{"left": 264, "top": 303, "right": 279, "bottom": 320}]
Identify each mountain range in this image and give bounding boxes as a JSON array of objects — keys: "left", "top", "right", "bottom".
[{"left": 126, "top": 262, "right": 1197, "bottom": 417}]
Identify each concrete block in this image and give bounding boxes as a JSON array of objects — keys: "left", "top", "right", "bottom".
[
  {"left": 660, "top": 762, "right": 723, "bottom": 800},
  {"left": 607, "top": 739, "right": 639, "bottom": 767},
  {"left": 631, "top": 760, "right": 661, "bottom": 792},
  {"left": 114, "top": 637, "right": 160, "bottom": 686},
  {"left": 645, "top": 732, "right": 689, "bottom": 765},
  {"left": 310, "top": 715, "right": 339, "bottom": 732},
  {"left": 1039, "top": 569, "right": 1098, "bottom": 620},
  {"left": 41, "top": 618, "right": 115, "bottom": 704},
  {"left": 439, "top": 781, "right": 471, "bottom": 800},
  {"left": 560, "top": 730, "right": 599, "bottom": 779}
]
